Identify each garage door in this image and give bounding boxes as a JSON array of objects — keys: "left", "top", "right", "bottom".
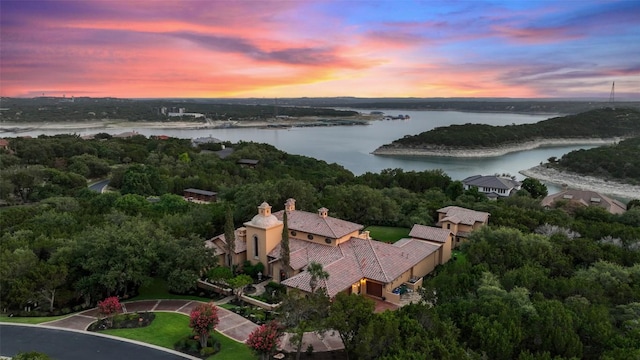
[{"left": 367, "top": 281, "right": 383, "bottom": 298}]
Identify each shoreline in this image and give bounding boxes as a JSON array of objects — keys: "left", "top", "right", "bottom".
[
  {"left": 0, "top": 116, "right": 375, "bottom": 133},
  {"left": 372, "top": 138, "right": 621, "bottom": 158},
  {"left": 520, "top": 165, "right": 640, "bottom": 201}
]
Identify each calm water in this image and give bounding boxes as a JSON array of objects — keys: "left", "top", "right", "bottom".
[{"left": 4, "top": 110, "right": 595, "bottom": 189}]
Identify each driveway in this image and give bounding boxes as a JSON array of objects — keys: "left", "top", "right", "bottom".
[
  {"left": 88, "top": 179, "right": 110, "bottom": 193},
  {"left": 0, "top": 324, "right": 197, "bottom": 360},
  {"left": 41, "top": 299, "right": 259, "bottom": 344}
]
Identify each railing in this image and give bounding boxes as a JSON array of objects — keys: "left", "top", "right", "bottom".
[
  {"left": 240, "top": 295, "right": 281, "bottom": 311},
  {"left": 404, "top": 277, "right": 423, "bottom": 291}
]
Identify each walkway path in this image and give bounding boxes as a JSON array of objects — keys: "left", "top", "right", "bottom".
[
  {"left": 40, "top": 297, "right": 346, "bottom": 352},
  {"left": 41, "top": 298, "right": 259, "bottom": 344}
]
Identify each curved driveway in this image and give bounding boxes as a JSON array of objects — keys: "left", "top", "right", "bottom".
[
  {"left": 2, "top": 299, "right": 344, "bottom": 356},
  {"left": 0, "top": 324, "right": 196, "bottom": 360}
]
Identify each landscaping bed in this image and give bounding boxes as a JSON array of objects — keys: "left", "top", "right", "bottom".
[
  {"left": 227, "top": 299, "right": 278, "bottom": 325},
  {"left": 88, "top": 312, "right": 154, "bottom": 331}
]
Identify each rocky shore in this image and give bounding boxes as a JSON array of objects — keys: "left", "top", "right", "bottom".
[
  {"left": 520, "top": 165, "right": 640, "bottom": 201},
  {"left": 372, "top": 138, "right": 621, "bottom": 158},
  {"left": 0, "top": 115, "right": 375, "bottom": 133}
]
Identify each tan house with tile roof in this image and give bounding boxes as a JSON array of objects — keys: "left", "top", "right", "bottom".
[
  {"left": 210, "top": 198, "right": 457, "bottom": 305},
  {"left": 409, "top": 224, "right": 454, "bottom": 264},
  {"left": 436, "top": 206, "right": 490, "bottom": 248},
  {"left": 541, "top": 189, "right": 626, "bottom": 215}
]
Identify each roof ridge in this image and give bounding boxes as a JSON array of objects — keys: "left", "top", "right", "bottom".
[
  {"left": 322, "top": 217, "right": 339, "bottom": 238},
  {"left": 367, "top": 238, "right": 391, "bottom": 282}
]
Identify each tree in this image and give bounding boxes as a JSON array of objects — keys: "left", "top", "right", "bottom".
[
  {"left": 207, "top": 266, "right": 233, "bottom": 284},
  {"left": 326, "top": 293, "right": 375, "bottom": 359},
  {"left": 279, "top": 290, "right": 330, "bottom": 360},
  {"left": 227, "top": 274, "right": 253, "bottom": 301},
  {"left": 281, "top": 210, "right": 291, "bottom": 279},
  {"left": 445, "top": 180, "right": 464, "bottom": 200},
  {"left": 98, "top": 296, "right": 122, "bottom": 327},
  {"left": 224, "top": 205, "right": 235, "bottom": 268},
  {"left": 247, "top": 321, "right": 284, "bottom": 360},
  {"left": 627, "top": 199, "right": 640, "bottom": 211},
  {"left": 307, "top": 261, "right": 329, "bottom": 294},
  {"left": 167, "top": 269, "right": 198, "bottom": 294},
  {"left": 189, "top": 302, "right": 219, "bottom": 349},
  {"left": 35, "top": 263, "right": 68, "bottom": 312},
  {"left": 521, "top": 178, "right": 548, "bottom": 199}
]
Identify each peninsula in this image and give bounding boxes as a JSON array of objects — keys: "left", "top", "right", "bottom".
[{"left": 372, "top": 108, "right": 640, "bottom": 158}]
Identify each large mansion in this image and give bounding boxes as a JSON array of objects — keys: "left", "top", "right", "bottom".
[{"left": 206, "top": 199, "right": 490, "bottom": 304}]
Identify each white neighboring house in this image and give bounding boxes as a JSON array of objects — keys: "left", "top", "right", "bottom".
[{"left": 462, "top": 175, "right": 521, "bottom": 199}]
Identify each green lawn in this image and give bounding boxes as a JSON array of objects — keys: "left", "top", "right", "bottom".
[
  {"left": 452, "top": 250, "right": 467, "bottom": 264},
  {"left": 127, "top": 278, "right": 214, "bottom": 302},
  {"left": 100, "top": 312, "right": 256, "bottom": 360},
  {"left": 364, "top": 225, "right": 410, "bottom": 243},
  {"left": 0, "top": 314, "right": 67, "bottom": 324}
]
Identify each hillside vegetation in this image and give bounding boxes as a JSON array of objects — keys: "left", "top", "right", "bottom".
[
  {"left": 381, "top": 108, "right": 640, "bottom": 149},
  {"left": 552, "top": 136, "right": 640, "bottom": 185},
  {"left": 1, "top": 135, "right": 639, "bottom": 359},
  {"left": 0, "top": 97, "right": 358, "bottom": 123}
]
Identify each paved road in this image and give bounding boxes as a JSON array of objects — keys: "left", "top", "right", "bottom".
[
  {"left": 0, "top": 324, "right": 195, "bottom": 360},
  {"left": 88, "top": 179, "right": 110, "bottom": 193}
]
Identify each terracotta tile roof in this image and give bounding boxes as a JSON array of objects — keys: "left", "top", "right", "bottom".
[
  {"left": 541, "top": 189, "right": 626, "bottom": 215},
  {"left": 282, "top": 257, "right": 362, "bottom": 297},
  {"left": 279, "top": 236, "right": 441, "bottom": 296},
  {"left": 269, "top": 238, "right": 345, "bottom": 270},
  {"left": 207, "top": 230, "right": 247, "bottom": 254},
  {"left": 409, "top": 224, "right": 452, "bottom": 243},
  {"left": 437, "top": 206, "right": 490, "bottom": 225},
  {"left": 273, "top": 209, "right": 363, "bottom": 238}
]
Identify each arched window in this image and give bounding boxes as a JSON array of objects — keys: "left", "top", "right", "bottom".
[{"left": 253, "top": 235, "right": 259, "bottom": 258}]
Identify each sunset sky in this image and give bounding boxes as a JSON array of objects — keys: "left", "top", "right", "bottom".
[{"left": 1, "top": 0, "right": 639, "bottom": 99}]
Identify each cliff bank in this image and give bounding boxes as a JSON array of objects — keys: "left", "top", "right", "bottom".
[
  {"left": 372, "top": 138, "right": 621, "bottom": 158},
  {"left": 520, "top": 165, "right": 640, "bottom": 201}
]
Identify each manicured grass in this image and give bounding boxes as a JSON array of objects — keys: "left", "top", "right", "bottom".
[
  {"left": 364, "top": 225, "right": 410, "bottom": 243},
  {"left": 452, "top": 250, "right": 467, "bottom": 265},
  {"left": 101, "top": 313, "right": 188, "bottom": 348},
  {"left": 99, "top": 312, "right": 256, "bottom": 360},
  {"left": 127, "top": 278, "right": 214, "bottom": 302},
  {"left": 0, "top": 314, "right": 67, "bottom": 324}
]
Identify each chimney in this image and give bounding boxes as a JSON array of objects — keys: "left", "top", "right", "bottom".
[
  {"left": 318, "top": 207, "right": 328, "bottom": 218},
  {"left": 285, "top": 198, "right": 296, "bottom": 212}
]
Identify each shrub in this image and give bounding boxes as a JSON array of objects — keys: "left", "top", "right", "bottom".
[
  {"left": 189, "top": 303, "right": 219, "bottom": 349},
  {"left": 200, "top": 346, "right": 216, "bottom": 356}
]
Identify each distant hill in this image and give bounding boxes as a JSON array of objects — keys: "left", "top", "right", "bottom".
[
  {"left": 376, "top": 108, "right": 640, "bottom": 150},
  {"left": 554, "top": 136, "right": 640, "bottom": 185},
  {"left": 0, "top": 97, "right": 358, "bottom": 123}
]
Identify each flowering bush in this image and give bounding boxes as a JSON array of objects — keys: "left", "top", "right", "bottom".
[
  {"left": 246, "top": 321, "right": 283, "bottom": 360},
  {"left": 97, "top": 296, "right": 122, "bottom": 328},
  {"left": 98, "top": 296, "right": 122, "bottom": 317},
  {"left": 189, "top": 303, "right": 219, "bottom": 349}
]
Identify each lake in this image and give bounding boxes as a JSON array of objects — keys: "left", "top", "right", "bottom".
[{"left": 3, "top": 110, "right": 595, "bottom": 189}]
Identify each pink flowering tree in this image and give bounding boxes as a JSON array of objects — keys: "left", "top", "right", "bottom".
[
  {"left": 97, "top": 296, "right": 122, "bottom": 327},
  {"left": 246, "top": 321, "right": 284, "bottom": 360},
  {"left": 189, "top": 303, "right": 219, "bottom": 349}
]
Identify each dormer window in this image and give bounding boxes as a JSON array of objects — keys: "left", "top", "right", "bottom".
[
  {"left": 307, "top": 234, "right": 314, "bottom": 240},
  {"left": 290, "top": 230, "right": 297, "bottom": 236}
]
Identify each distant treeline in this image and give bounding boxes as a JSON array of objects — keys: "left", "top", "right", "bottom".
[
  {"left": 382, "top": 108, "right": 640, "bottom": 148},
  {"left": 210, "top": 97, "right": 640, "bottom": 114},
  {"left": 0, "top": 97, "right": 358, "bottom": 123},
  {"left": 553, "top": 136, "right": 640, "bottom": 185}
]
